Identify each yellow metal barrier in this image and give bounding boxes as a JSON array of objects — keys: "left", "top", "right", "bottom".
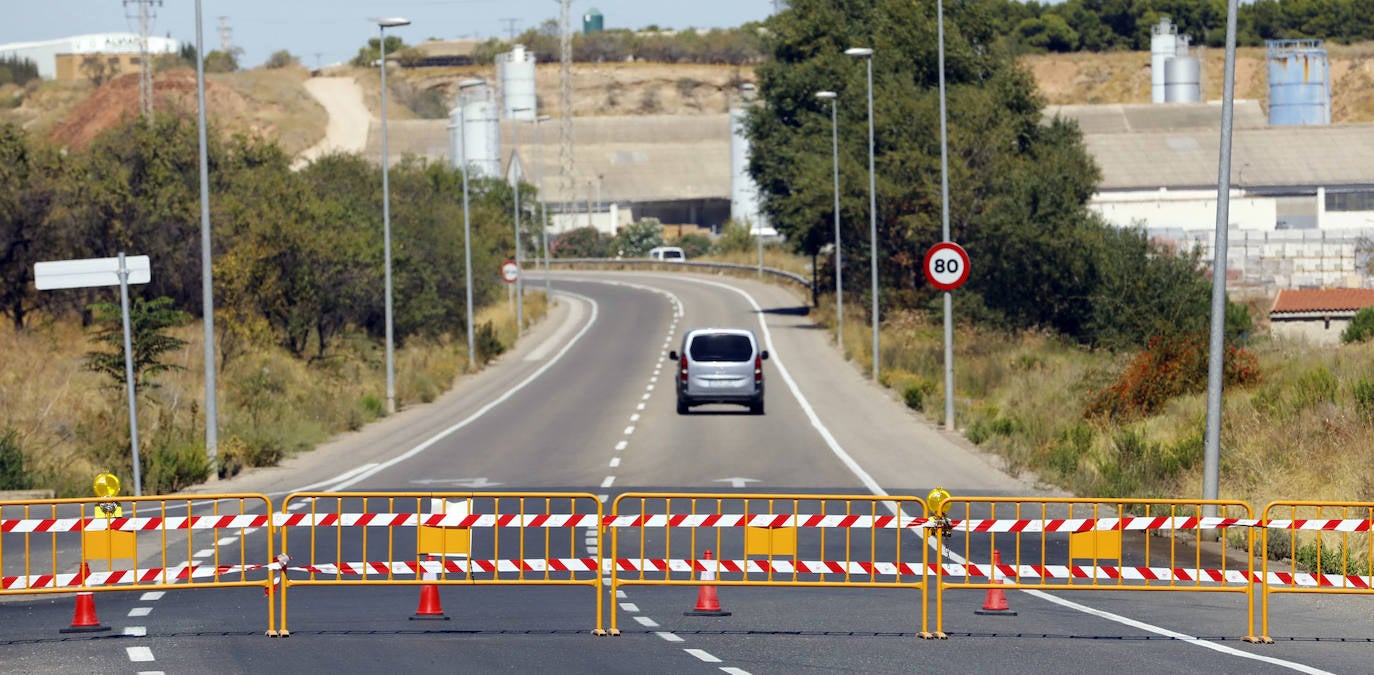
[
  {"left": 607, "top": 492, "right": 935, "bottom": 637},
  {"left": 0, "top": 493, "right": 277, "bottom": 634},
  {"left": 934, "top": 496, "right": 1257, "bottom": 640},
  {"left": 275, "top": 492, "right": 605, "bottom": 636},
  {"left": 1256, "top": 501, "right": 1374, "bottom": 642}
]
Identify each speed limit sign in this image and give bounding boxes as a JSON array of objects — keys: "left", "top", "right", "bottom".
[
  {"left": 922, "top": 242, "right": 969, "bottom": 291},
  {"left": 500, "top": 259, "right": 520, "bottom": 284}
]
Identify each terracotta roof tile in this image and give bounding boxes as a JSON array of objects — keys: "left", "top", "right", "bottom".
[{"left": 1271, "top": 288, "right": 1374, "bottom": 313}]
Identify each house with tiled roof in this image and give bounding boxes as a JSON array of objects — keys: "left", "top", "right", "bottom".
[{"left": 1269, "top": 288, "right": 1374, "bottom": 344}]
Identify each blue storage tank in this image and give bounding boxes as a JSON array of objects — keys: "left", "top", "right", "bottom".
[
  {"left": 582, "top": 8, "right": 603, "bottom": 34},
  {"left": 1267, "top": 39, "right": 1331, "bottom": 126}
]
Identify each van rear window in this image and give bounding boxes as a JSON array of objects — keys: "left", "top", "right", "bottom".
[{"left": 689, "top": 334, "right": 753, "bottom": 362}]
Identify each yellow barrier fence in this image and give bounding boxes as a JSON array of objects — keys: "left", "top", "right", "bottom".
[
  {"left": 933, "top": 496, "right": 1258, "bottom": 641},
  {"left": 1256, "top": 500, "right": 1374, "bottom": 642},
  {"left": 0, "top": 493, "right": 277, "bottom": 634},
  {"left": 607, "top": 492, "right": 936, "bottom": 637},
  {"left": 274, "top": 492, "right": 605, "bottom": 636}
]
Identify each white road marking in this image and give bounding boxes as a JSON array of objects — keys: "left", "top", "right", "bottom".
[
  {"left": 642, "top": 393, "right": 651, "bottom": 401},
  {"left": 678, "top": 275, "right": 1330, "bottom": 675},
  {"left": 138, "top": 591, "right": 164, "bottom": 601},
  {"left": 634, "top": 616, "right": 660, "bottom": 627},
  {"left": 193, "top": 549, "right": 214, "bottom": 558},
  {"left": 126, "top": 646, "right": 155, "bottom": 662},
  {"left": 720, "top": 668, "right": 752, "bottom": 675},
  {"left": 609, "top": 458, "right": 621, "bottom": 468},
  {"left": 597, "top": 494, "right": 608, "bottom": 502},
  {"left": 684, "top": 649, "right": 721, "bottom": 663},
  {"left": 646, "top": 384, "right": 654, "bottom": 392},
  {"left": 285, "top": 463, "right": 380, "bottom": 494},
  {"left": 650, "top": 376, "right": 658, "bottom": 383},
  {"left": 137, "top": 671, "right": 166, "bottom": 675},
  {"left": 615, "top": 590, "right": 627, "bottom": 598},
  {"left": 600, "top": 476, "right": 615, "bottom": 488},
  {"left": 525, "top": 295, "right": 587, "bottom": 361},
  {"left": 619, "top": 602, "right": 639, "bottom": 612},
  {"left": 326, "top": 292, "right": 600, "bottom": 491},
  {"left": 623, "top": 426, "right": 634, "bottom": 435},
  {"left": 123, "top": 626, "right": 147, "bottom": 636},
  {"left": 242, "top": 528, "right": 258, "bottom": 535},
  {"left": 286, "top": 502, "right": 308, "bottom": 511},
  {"left": 615, "top": 441, "right": 628, "bottom": 451},
  {"left": 128, "top": 607, "right": 152, "bottom": 617},
  {"left": 656, "top": 632, "right": 684, "bottom": 642},
  {"left": 216, "top": 537, "right": 238, "bottom": 546}
]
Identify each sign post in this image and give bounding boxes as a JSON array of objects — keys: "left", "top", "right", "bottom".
[
  {"left": 35, "top": 254, "right": 150, "bottom": 496},
  {"left": 923, "top": 242, "right": 969, "bottom": 431}
]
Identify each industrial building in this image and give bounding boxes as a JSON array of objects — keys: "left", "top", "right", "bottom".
[{"left": 0, "top": 33, "right": 180, "bottom": 81}]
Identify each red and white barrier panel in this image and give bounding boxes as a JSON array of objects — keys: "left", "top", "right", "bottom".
[
  {"left": 272, "top": 513, "right": 600, "bottom": 528},
  {"left": 282, "top": 558, "right": 602, "bottom": 575},
  {"left": 602, "top": 514, "right": 928, "bottom": 529},
  {"left": 0, "top": 514, "right": 269, "bottom": 533},
  {"left": 2, "top": 562, "right": 272, "bottom": 591}
]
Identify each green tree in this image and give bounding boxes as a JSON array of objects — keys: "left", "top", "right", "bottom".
[
  {"left": 83, "top": 296, "right": 190, "bottom": 391},
  {"left": 0, "top": 428, "right": 33, "bottom": 491},
  {"left": 1342, "top": 307, "right": 1374, "bottom": 344},
  {"left": 677, "top": 233, "right": 713, "bottom": 258},
  {"left": 0, "top": 123, "right": 66, "bottom": 329},
  {"left": 204, "top": 49, "right": 240, "bottom": 73},
  {"left": 553, "top": 226, "right": 612, "bottom": 257},
  {"left": 352, "top": 36, "right": 406, "bottom": 67},
  {"left": 613, "top": 218, "right": 664, "bottom": 257},
  {"left": 265, "top": 50, "right": 298, "bottom": 69}
]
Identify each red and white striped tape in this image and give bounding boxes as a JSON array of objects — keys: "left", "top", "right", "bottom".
[
  {"left": 1, "top": 562, "right": 272, "bottom": 591},
  {"left": 272, "top": 512, "right": 600, "bottom": 528},
  {"left": 0, "top": 514, "right": 269, "bottom": 534}
]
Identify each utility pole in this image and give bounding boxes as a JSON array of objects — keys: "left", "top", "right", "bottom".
[
  {"left": 123, "top": 0, "right": 161, "bottom": 118},
  {"left": 217, "top": 16, "right": 232, "bottom": 53},
  {"left": 558, "top": 0, "right": 575, "bottom": 221},
  {"left": 500, "top": 18, "right": 519, "bottom": 41}
]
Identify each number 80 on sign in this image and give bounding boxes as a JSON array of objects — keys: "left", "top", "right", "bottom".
[{"left": 922, "top": 242, "right": 970, "bottom": 291}]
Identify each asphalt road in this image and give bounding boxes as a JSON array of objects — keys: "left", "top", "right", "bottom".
[{"left": 3, "top": 271, "right": 1371, "bottom": 674}]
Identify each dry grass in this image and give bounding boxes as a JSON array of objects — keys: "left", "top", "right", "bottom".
[{"left": 212, "top": 65, "right": 328, "bottom": 155}]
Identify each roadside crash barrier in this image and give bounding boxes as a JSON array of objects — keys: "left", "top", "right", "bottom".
[
  {"left": 605, "top": 492, "right": 938, "bottom": 637},
  {"left": 273, "top": 492, "right": 606, "bottom": 636}
]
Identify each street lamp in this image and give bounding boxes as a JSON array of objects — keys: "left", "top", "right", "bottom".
[
  {"left": 845, "top": 46, "right": 879, "bottom": 381},
  {"left": 455, "top": 78, "right": 483, "bottom": 369},
  {"left": 512, "top": 105, "right": 532, "bottom": 336},
  {"left": 194, "top": 0, "right": 218, "bottom": 472},
  {"left": 376, "top": 16, "right": 409, "bottom": 414},
  {"left": 816, "top": 90, "right": 842, "bottom": 355},
  {"left": 534, "top": 114, "right": 552, "bottom": 293}
]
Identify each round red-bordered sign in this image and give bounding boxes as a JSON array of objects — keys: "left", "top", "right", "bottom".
[
  {"left": 500, "top": 259, "right": 520, "bottom": 284},
  {"left": 923, "top": 242, "right": 970, "bottom": 291}
]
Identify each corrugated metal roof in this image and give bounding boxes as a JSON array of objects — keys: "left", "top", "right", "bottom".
[{"left": 1271, "top": 288, "right": 1374, "bottom": 313}]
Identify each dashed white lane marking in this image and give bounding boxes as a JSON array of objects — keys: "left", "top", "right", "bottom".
[
  {"left": 615, "top": 441, "right": 628, "bottom": 451},
  {"left": 597, "top": 494, "right": 608, "bottom": 502},
  {"left": 656, "top": 632, "right": 684, "bottom": 643},
  {"left": 615, "top": 590, "right": 627, "bottom": 599},
  {"left": 126, "top": 646, "right": 155, "bottom": 662},
  {"left": 630, "top": 414, "right": 640, "bottom": 422},
  {"left": 123, "top": 626, "right": 147, "bottom": 636},
  {"left": 721, "top": 668, "right": 752, "bottom": 675},
  {"left": 684, "top": 649, "right": 721, "bottom": 663},
  {"left": 609, "top": 458, "right": 621, "bottom": 468},
  {"left": 619, "top": 602, "right": 639, "bottom": 612},
  {"left": 646, "top": 384, "right": 655, "bottom": 392},
  {"left": 600, "top": 476, "right": 615, "bottom": 488},
  {"left": 242, "top": 528, "right": 258, "bottom": 535},
  {"left": 286, "top": 501, "right": 308, "bottom": 511},
  {"left": 641, "top": 393, "right": 651, "bottom": 400},
  {"left": 139, "top": 591, "right": 164, "bottom": 601},
  {"left": 193, "top": 549, "right": 214, "bottom": 558},
  {"left": 216, "top": 536, "right": 238, "bottom": 546},
  {"left": 128, "top": 607, "right": 152, "bottom": 617},
  {"left": 649, "top": 376, "right": 658, "bottom": 383},
  {"left": 633, "top": 616, "right": 660, "bottom": 628},
  {"left": 623, "top": 426, "right": 635, "bottom": 435},
  {"left": 137, "top": 671, "right": 166, "bottom": 675}
]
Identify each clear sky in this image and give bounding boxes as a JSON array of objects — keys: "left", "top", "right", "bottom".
[{"left": 2, "top": 0, "right": 779, "bottom": 71}]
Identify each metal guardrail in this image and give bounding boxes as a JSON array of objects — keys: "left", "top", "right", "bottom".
[{"left": 539, "top": 258, "right": 814, "bottom": 295}]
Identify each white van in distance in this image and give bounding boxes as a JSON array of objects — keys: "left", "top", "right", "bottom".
[{"left": 647, "top": 246, "right": 686, "bottom": 262}]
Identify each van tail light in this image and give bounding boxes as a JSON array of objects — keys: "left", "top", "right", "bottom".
[
  {"left": 679, "top": 354, "right": 688, "bottom": 385},
  {"left": 754, "top": 355, "right": 763, "bottom": 383}
]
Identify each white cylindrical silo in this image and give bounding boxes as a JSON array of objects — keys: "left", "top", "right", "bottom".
[
  {"left": 497, "top": 44, "right": 537, "bottom": 120},
  {"left": 455, "top": 79, "right": 501, "bottom": 179},
  {"left": 1164, "top": 54, "right": 1201, "bottom": 103},
  {"left": 729, "top": 101, "right": 768, "bottom": 233},
  {"left": 1151, "top": 18, "right": 1179, "bottom": 104}
]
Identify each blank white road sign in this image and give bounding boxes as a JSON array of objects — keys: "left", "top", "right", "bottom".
[{"left": 34, "top": 256, "right": 151, "bottom": 290}]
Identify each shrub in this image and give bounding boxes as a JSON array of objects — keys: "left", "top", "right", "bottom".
[
  {"left": 1353, "top": 377, "right": 1374, "bottom": 419},
  {"left": 0, "top": 428, "right": 33, "bottom": 491},
  {"left": 143, "top": 440, "right": 211, "bottom": 494},
  {"left": 1047, "top": 422, "right": 1093, "bottom": 479},
  {"left": 1341, "top": 307, "right": 1374, "bottom": 344},
  {"left": 902, "top": 379, "right": 935, "bottom": 410},
  {"left": 553, "top": 227, "right": 612, "bottom": 258},
  {"left": 475, "top": 321, "right": 505, "bottom": 364},
  {"left": 676, "top": 233, "right": 712, "bottom": 259},
  {"left": 1085, "top": 332, "right": 1260, "bottom": 421},
  {"left": 1290, "top": 365, "right": 1338, "bottom": 412}
]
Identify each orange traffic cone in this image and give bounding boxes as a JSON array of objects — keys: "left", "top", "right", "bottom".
[
  {"left": 410, "top": 555, "right": 450, "bottom": 621},
  {"left": 61, "top": 563, "right": 110, "bottom": 633},
  {"left": 684, "top": 549, "right": 731, "bottom": 617},
  {"left": 974, "top": 549, "right": 1017, "bottom": 616}
]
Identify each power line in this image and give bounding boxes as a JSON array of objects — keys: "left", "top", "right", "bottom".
[{"left": 122, "top": 0, "right": 161, "bottom": 119}]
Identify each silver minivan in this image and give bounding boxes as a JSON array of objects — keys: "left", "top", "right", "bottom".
[{"left": 669, "top": 328, "right": 768, "bottom": 414}]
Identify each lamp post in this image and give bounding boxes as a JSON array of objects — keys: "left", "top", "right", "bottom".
[
  {"left": 845, "top": 46, "right": 879, "bottom": 381},
  {"left": 194, "top": 0, "right": 218, "bottom": 472},
  {"left": 815, "top": 90, "right": 842, "bottom": 355},
  {"left": 377, "top": 16, "right": 409, "bottom": 414},
  {"left": 512, "top": 106, "right": 531, "bottom": 336},
  {"left": 535, "top": 114, "right": 552, "bottom": 293},
  {"left": 456, "top": 78, "right": 482, "bottom": 369}
]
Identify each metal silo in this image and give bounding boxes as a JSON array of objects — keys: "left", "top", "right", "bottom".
[
  {"left": 729, "top": 84, "right": 769, "bottom": 234},
  {"left": 1150, "top": 18, "right": 1179, "bottom": 104},
  {"left": 496, "top": 44, "right": 537, "bottom": 121},
  {"left": 1164, "top": 42, "right": 1201, "bottom": 103},
  {"left": 1267, "top": 39, "right": 1331, "bottom": 126},
  {"left": 452, "top": 79, "right": 501, "bottom": 179},
  {"left": 582, "top": 8, "right": 604, "bottom": 34}
]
